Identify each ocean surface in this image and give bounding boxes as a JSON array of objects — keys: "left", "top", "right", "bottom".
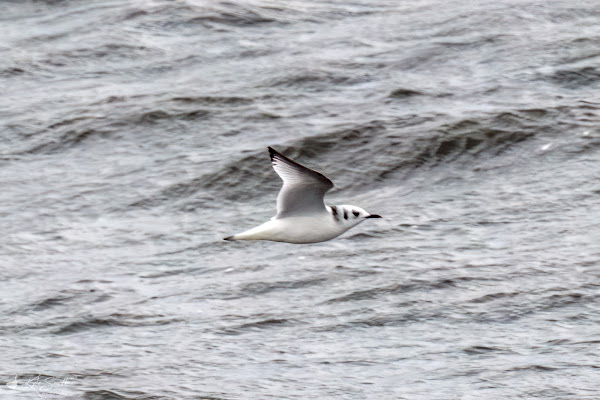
[{"left": 1, "top": 0, "right": 600, "bottom": 399}]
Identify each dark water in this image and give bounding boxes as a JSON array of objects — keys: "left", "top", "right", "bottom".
[{"left": 2, "top": 0, "right": 600, "bottom": 398}]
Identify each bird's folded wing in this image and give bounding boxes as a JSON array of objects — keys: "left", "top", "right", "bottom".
[{"left": 268, "top": 147, "right": 333, "bottom": 218}]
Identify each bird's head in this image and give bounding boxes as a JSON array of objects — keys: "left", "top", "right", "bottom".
[
  {"left": 357, "top": 206, "right": 382, "bottom": 220},
  {"left": 331, "top": 205, "right": 382, "bottom": 225}
]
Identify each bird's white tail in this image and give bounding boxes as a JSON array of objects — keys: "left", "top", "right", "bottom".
[{"left": 224, "top": 221, "right": 276, "bottom": 241}]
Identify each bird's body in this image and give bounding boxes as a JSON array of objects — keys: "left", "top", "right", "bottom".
[
  {"left": 224, "top": 147, "right": 381, "bottom": 244},
  {"left": 230, "top": 205, "right": 371, "bottom": 244}
]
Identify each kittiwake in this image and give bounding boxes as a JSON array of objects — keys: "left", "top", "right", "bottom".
[{"left": 224, "top": 147, "right": 381, "bottom": 244}]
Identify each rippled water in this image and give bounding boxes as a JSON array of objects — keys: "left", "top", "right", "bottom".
[{"left": 2, "top": 0, "right": 600, "bottom": 399}]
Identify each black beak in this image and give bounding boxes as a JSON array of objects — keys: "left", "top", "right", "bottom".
[{"left": 366, "top": 214, "right": 382, "bottom": 219}]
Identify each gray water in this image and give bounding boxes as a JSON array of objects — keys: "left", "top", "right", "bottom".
[{"left": 1, "top": 0, "right": 600, "bottom": 399}]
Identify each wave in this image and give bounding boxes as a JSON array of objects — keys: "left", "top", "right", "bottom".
[
  {"left": 545, "top": 66, "right": 600, "bottom": 89},
  {"left": 130, "top": 106, "right": 568, "bottom": 209},
  {"left": 54, "top": 313, "right": 184, "bottom": 335},
  {"left": 15, "top": 94, "right": 232, "bottom": 154},
  {"left": 325, "top": 276, "right": 476, "bottom": 304},
  {"left": 122, "top": 2, "right": 282, "bottom": 30},
  {"left": 217, "top": 317, "right": 295, "bottom": 336}
]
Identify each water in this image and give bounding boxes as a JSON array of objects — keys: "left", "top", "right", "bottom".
[{"left": 1, "top": 0, "right": 600, "bottom": 398}]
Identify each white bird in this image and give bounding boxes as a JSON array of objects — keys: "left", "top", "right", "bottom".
[{"left": 224, "top": 147, "right": 381, "bottom": 244}]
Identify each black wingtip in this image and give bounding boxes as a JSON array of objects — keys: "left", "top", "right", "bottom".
[
  {"left": 223, "top": 236, "right": 234, "bottom": 241},
  {"left": 267, "top": 145, "right": 334, "bottom": 189},
  {"left": 268, "top": 146, "right": 278, "bottom": 160}
]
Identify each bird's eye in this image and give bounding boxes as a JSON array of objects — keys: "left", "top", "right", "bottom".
[{"left": 352, "top": 210, "right": 359, "bottom": 217}]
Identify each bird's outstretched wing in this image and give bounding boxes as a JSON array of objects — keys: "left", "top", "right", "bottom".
[{"left": 268, "top": 147, "right": 333, "bottom": 218}]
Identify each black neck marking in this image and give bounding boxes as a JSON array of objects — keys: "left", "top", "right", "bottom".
[{"left": 330, "top": 205, "right": 339, "bottom": 222}]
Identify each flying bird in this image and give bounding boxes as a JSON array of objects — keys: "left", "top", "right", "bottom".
[{"left": 224, "top": 147, "right": 381, "bottom": 243}]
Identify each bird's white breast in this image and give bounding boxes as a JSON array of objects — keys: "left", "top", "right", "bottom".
[{"left": 264, "top": 210, "right": 362, "bottom": 243}]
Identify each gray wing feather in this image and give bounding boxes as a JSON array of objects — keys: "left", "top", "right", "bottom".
[{"left": 268, "top": 147, "right": 333, "bottom": 218}]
